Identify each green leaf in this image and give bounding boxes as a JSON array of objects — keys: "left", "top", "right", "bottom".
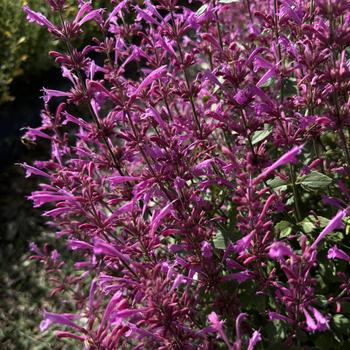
[
  {"left": 282, "top": 77, "right": 298, "bottom": 98},
  {"left": 314, "top": 333, "right": 339, "bottom": 350},
  {"left": 301, "top": 220, "right": 315, "bottom": 234},
  {"left": 267, "top": 177, "right": 288, "bottom": 190},
  {"left": 196, "top": 4, "right": 208, "bottom": 16},
  {"left": 219, "top": 0, "right": 240, "bottom": 3},
  {"left": 213, "top": 76, "right": 225, "bottom": 94},
  {"left": 213, "top": 231, "right": 226, "bottom": 249},
  {"left": 300, "top": 215, "right": 330, "bottom": 234},
  {"left": 275, "top": 220, "right": 293, "bottom": 238},
  {"left": 260, "top": 77, "right": 275, "bottom": 88},
  {"left": 327, "top": 231, "right": 344, "bottom": 243},
  {"left": 252, "top": 125, "right": 273, "bottom": 145},
  {"left": 296, "top": 171, "right": 332, "bottom": 191},
  {"left": 333, "top": 314, "right": 350, "bottom": 334},
  {"left": 344, "top": 217, "right": 350, "bottom": 235}
]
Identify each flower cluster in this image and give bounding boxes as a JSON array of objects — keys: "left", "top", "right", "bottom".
[{"left": 23, "top": 0, "right": 350, "bottom": 349}]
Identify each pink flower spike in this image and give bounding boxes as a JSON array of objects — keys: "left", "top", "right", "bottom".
[
  {"left": 23, "top": 6, "right": 62, "bottom": 36},
  {"left": 170, "top": 274, "right": 186, "bottom": 292},
  {"left": 109, "top": 175, "right": 140, "bottom": 185},
  {"left": 268, "top": 311, "right": 293, "bottom": 324},
  {"left": 235, "top": 313, "right": 247, "bottom": 340},
  {"left": 222, "top": 271, "right": 252, "bottom": 283},
  {"left": 253, "top": 144, "right": 304, "bottom": 184},
  {"left": 256, "top": 67, "right": 277, "bottom": 87},
  {"left": 21, "top": 163, "right": 50, "bottom": 178},
  {"left": 99, "top": 292, "right": 123, "bottom": 332},
  {"left": 43, "top": 88, "right": 71, "bottom": 103},
  {"left": 28, "top": 192, "right": 74, "bottom": 207},
  {"left": 55, "top": 331, "right": 85, "bottom": 341},
  {"left": 303, "top": 308, "right": 329, "bottom": 333},
  {"left": 269, "top": 242, "right": 293, "bottom": 259},
  {"left": 126, "top": 322, "right": 164, "bottom": 341},
  {"left": 73, "top": 1, "right": 93, "bottom": 24},
  {"left": 94, "top": 240, "right": 131, "bottom": 263},
  {"left": 311, "top": 209, "right": 347, "bottom": 249},
  {"left": 40, "top": 310, "right": 82, "bottom": 332},
  {"left": 30, "top": 242, "right": 43, "bottom": 256},
  {"left": 310, "top": 307, "right": 329, "bottom": 332},
  {"left": 88, "top": 279, "right": 97, "bottom": 319},
  {"left": 106, "top": 201, "right": 135, "bottom": 223},
  {"left": 76, "top": 9, "right": 103, "bottom": 27},
  {"left": 114, "top": 308, "right": 144, "bottom": 318},
  {"left": 107, "top": 0, "right": 128, "bottom": 22},
  {"left": 130, "top": 65, "right": 167, "bottom": 100},
  {"left": 201, "top": 241, "right": 213, "bottom": 258},
  {"left": 149, "top": 201, "right": 174, "bottom": 236},
  {"left": 67, "top": 240, "right": 93, "bottom": 251},
  {"left": 234, "top": 231, "right": 254, "bottom": 253},
  {"left": 327, "top": 246, "right": 350, "bottom": 262},
  {"left": 208, "top": 312, "right": 232, "bottom": 349},
  {"left": 303, "top": 309, "right": 317, "bottom": 332},
  {"left": 247, "top": 330, "right": 262, "bottom": 350}
]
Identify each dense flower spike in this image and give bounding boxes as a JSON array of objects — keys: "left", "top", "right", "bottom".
[{"left": 23, "top": 0, "right": 350, "bottom": 348}]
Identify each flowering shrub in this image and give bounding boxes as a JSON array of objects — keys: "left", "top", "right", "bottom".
[{"left": 23, "top": 0, "right": 350, "bottom": 349}]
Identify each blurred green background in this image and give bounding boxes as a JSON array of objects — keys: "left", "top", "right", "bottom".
[{"left": 0, "top": 1, "right": 106, "bottom": 348}]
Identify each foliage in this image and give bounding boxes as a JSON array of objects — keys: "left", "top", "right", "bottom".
[
  {"left": 22, "top": 0, "right": 350, "bottom": 349},
  {"left": 0, "top": 0, "right": 107, "bottom": 105}
]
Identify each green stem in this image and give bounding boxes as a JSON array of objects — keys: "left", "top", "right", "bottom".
[
  {"left": 240, "top": 109, "right": 256, "bottom": 160},
  {"left": 289, "top": 164, "right": 301, "bottom": 222}
]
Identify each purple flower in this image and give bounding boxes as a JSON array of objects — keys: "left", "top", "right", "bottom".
[
  {"left": 40, "top": 310, "right": 82, "bottom": 332},
  {"left": 222, "top": 271, "right": 253, "bottom": 283},
  {"left": 201, "top": 241, "right": 213, "bottom": 258},
  {"left": 130, "top": 65, "right": 167, "bottom": 100},
  {"left": 67, "top": 240, "right": 93, "bottom": 251},
  {"left": 234, "top": 231, "right": 255, "bottom": 253},
  {"left": 208, "top": 312, "right": 232, "bottom": 348},
  {"left": 268, "top": 311, "right": 293, "bottom": 324},
  {"left": 269, "top": 242, "right": 293, "bottom": 259},
  {"left": 235, "top": 313, "right": 247, "bottom": 339},
  {"left": 29, "top": 242, "right": 43, "bottom": 256},
  {"left": 94, "top": 239, "right": 131, "bottom": 264},
  {"left": 21, "top": 163, "right": 50, "bottom": 178},
  {"left": 254, "top": 145, "right": 304, "bottom": 184},
  {"left": 109, "top": 175, "right": 140, "bottom": 185},
  {"left": 303, "top": 308, "right": 329, "bottom": 332},
  {"left": 47, "top": 0, "right": 66, "bottom": 11},
  {"left": 247, "top": 330, "right": 262, "bottom": 350},
  {"left": 28, "top": 192, "right": 75, "bottom": 207},
  {"left": 22, "top": 0, "right": 350, "bottom": 348},
  {"left": 99, "top": 292, "right": 123, "bottom": 331},
  {"left": 149, "top": 201, "right": 174, "bottom": 236},
  {"left": 43, "top": 88, "right": 71, "bottom": 103},
  {"left": 311, "top": 209, "right": 347, "bottom": 249},
  {"left": 51, "top": 250, "right": 60, "bottom": 261},
  {"left": 327, "top": 246, "right": 350, "bottom": 262},
  {"left": 23, "top": 6, "right": 62, "bottom": 36}
]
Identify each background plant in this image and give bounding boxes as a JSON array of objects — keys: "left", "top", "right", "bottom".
[
  {"left": 0, "top": 0, "right": 108, "bottom": 105},
  {"left": 22, "top": 0, "right": 350, "bottom": 349}
]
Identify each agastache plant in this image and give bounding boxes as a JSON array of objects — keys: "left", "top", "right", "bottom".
[{"left": 22, "top": 0, "right": 350, "bottom": 349}]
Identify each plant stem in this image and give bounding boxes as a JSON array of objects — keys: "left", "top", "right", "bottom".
[
  {"left": 289, "top": 163, "right": 302, "bottom": 222},
  {"left": 58, "top": 12, "right": 127, "bottom": 178},
  {"left": 240, "top": 109, "right": 256, "bottom": 160},
  {"left": 170, "top": 10, "right": 203, "bottom": 137},
  {"left": 246, "top": 0, "right": 253, "bottom": 23}
]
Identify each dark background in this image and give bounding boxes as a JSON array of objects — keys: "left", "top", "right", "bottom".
[{"left": 0, "top": 67, "right": 71, "bottom": 349}]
